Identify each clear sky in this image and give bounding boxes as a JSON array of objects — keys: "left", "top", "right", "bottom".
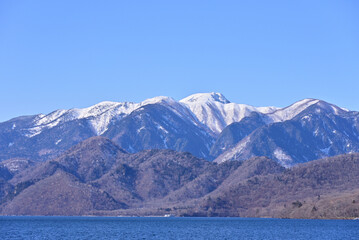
[{"left": 1, "top": 0, "right": 358, "bottom": 122}]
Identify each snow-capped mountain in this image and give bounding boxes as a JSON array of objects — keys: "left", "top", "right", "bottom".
[
  {"left": 267, "top": 98, "right": 348, "bottom": 122},
  {"left": 102, "top": 102, "right": 215, "bottom": 159},
  {"left": 25, "top": 92, "right": 279, "bottom": 139},
  {"left": 214, "top": 100, "right": 359, "bottom": 166},
  {"left": 180, "top": 92, "right": 278, "bottom": 134},
  {"left": 209, "top": 112, "right": 268, "bottom": 158},
  {"left": 26, "top": 96, "right": 187, "bottom": 137},
  {"left": 179, "top": 93, "right": 347, "bottom": 135},
  {"left": 0, "top": 92, "right": 357, "bottom": 166},
  {"left": 0, "top": 94, "right": 217, "bottom": 161},
  {"left": 17, "top": 93, "right": 337, "bottom": 140}
]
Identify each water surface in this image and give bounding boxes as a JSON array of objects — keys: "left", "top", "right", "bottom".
[{"left": 0, "top": 216, "right": 358, "bottom": 239}]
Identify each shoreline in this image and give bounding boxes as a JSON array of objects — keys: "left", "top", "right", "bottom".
[{"left": 0, "top": 215, "right": 357, "bottom": 220}]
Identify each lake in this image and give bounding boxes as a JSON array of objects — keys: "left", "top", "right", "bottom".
[{"left": 0, "top": 217, "right": 358, "bottom": 239}]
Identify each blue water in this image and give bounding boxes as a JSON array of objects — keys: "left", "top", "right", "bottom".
[{"left": 0, "top": 217, "right": 358, "bottom": 240}]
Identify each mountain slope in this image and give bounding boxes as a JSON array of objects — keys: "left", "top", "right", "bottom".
[
  {"left": 198, "top": 153, "right": 359, "bottom": 218},
  {"left": 103, "top": 103, "right": 214, "bottom": 159},
  {"left": 0, "top": 96, "right": 213, "bottom": 161},
  {"left": 0, "top": 137, "right": 358, "bottom": 218},
  {"left": 2, "top": 170, "right": 126, "bottom": 216},
  {"left": 0, "top": 137, "right": 216, "bottom": 214},
  {"left": 0, "top": 93, "right": 357, "bottom": 164},
  {"left": 180, "top": 92, "right": 278, "bottom": 134},
  {"left": 210, "top": 112, "right": 268, "bottom": 158},
  {"left": 215, "top": 101, "right": 359, "bottom": 166}
]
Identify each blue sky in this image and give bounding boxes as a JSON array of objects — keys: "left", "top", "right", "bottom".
[{"left": 1, "top": 0, "right": 358, "bottom": 122}]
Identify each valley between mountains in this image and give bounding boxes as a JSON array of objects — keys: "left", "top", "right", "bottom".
[{"left": 0, "top": 93, "right": 358, "bottom": 218}]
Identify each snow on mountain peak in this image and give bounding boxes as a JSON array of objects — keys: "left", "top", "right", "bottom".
[
  {"left": 26, "top": 96, "right": 182, "bottom": 137},
  {"left": 180, "top": 92, "right": 230, "bottom": 104},
  {"left": 27, "top": 101, "right": 139, "bottom": 137},
  {"left": 268, "top": 98, "right": 320, "bottom": 122},
  {"left": 22, "top": 94, "right": 350, "bottom": 139},
  {"left": 180, "top": 93, "right": 278, "bottom": 134},
  {"left": 141, "top": 96, "right": 176, "bottom": 106}
]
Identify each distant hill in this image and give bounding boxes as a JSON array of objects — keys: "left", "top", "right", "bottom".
[{"left": 0, "top": 137, "right": 358, "bottom": 219}]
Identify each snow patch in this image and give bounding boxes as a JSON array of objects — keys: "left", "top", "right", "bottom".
[
  {"left": 313, "top": 128, "right": 320, "bottom": 136},
  {"left": 215, "top": 137, "right": 251, "bottom": 163},
  {"left": 2, "top": 159, "right": 29, "bottom": 172},
  {"left": 273, "top": 148, "right": 293, "bottom": 167},
  {"left": 320, "top": 146, "right": 330, "bottom": 155},
  {"left": 25, "top": 126, "right": 43, "bottom": 138},
  {"left": 137, "top": 127, "right": 145, "bottom": 133},
  {"left": 156, "top": 125, "right": 168, "bottom": 134}
]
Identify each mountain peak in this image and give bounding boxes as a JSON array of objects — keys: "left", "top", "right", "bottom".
[
  {"left": 286, "top": 98, "right": 349, "bottom": 117},
  {"left": 180, "top": 92, "right": 230, "bottom": 104},
  {"left": 268, "top": 98, "right": 320, "bottom": 122},
  {"left": 284, "top": 98, "right": 320, "bottom": 111},
  {"left": 67, "top": 136, "right": 127, "bottom": 154},
  {"left": 141, "top": 96, "right": 176, "bottom": 106}
]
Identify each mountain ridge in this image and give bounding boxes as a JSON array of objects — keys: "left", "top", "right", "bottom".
[
  {"left": 0, "top": 93, "right": 358, "bottom": 166},
  {"left": 214, "top": 100, "right": 359, "bottom": 166},
  {"left": 1, "top": 137, "right": 358, "bottom": 219}
]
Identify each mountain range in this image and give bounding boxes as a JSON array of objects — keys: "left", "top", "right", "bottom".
[
  {"left": 1, "top": 92, "right": 358, "bottom": 167},
  {"left": 0, "top": 137, "right": 358, "bottom": 218}
]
